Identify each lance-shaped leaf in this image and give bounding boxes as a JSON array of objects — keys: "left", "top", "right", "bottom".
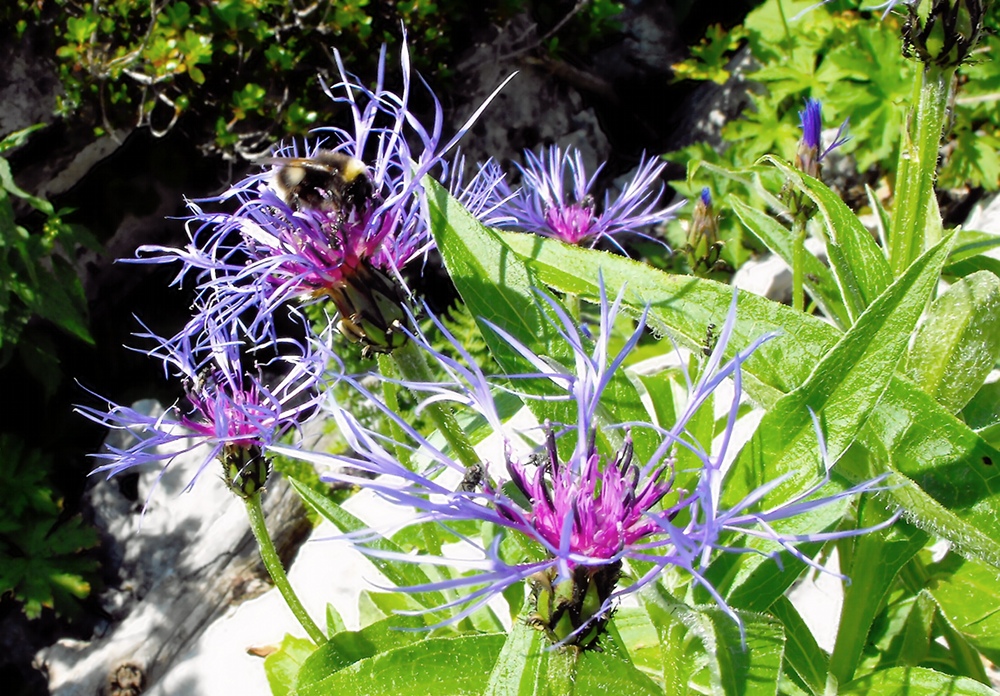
[
  {"left": 484, "top": 620, "right": 661, "bottom": 696},
  {"left": 499, "top": 229, "right": 840, "bottom": 407},
  {"left": 722, "top": 231, "right": 956, "bottom": 508},
  {"left": 905, "top": 270, "right": 1000, "bottom": 414},
  {"left": 296, "top": 633, "right": 505, "bottom": 696},
  {"left": 828, "top": 506, "right": 929, "bottom": 685},
  {"left": 641, "top": 585, "right": 785, "bottom": 696},
  {"left": 840, "top": 666, "right": 996, "bottom": 695}
]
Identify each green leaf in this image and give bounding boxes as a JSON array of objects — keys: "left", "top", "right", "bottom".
[
  {"left": 325, "top": 603, "right": 346, "bottom": 638},
  {"left": 484, "top": 620, "right": 661, "bottom": 696},
  {"left": 947, "top": 230, "right": 1000, "bottom": 269},
  {"left": 849, "top": 381, "right": 1000, "bottom": 568},
  {"left": 0, "top": 157, "right": 52, "bottom": 214},
  {"left": 730, "top": 198, "right": 850, "bottom": 327},
  {"left": 287, "top": 478, "right": 446, "bottom": 611},
  {"left": 613, "top": 606, "right": 663, "bottom": 684},
  {"left": 0, "top": 124, "right": 45, "bottom": 154},
  {"left": 829, "top": 509, "right": 929, "bottom": 685},
  {"left": 498, "top": 229, "right": 840, "bottom": 406},
  {"left": 723, "top": 231, "right": 956, "bottom": 508},
  {"left": 641, "top": 586, "right": 785, "bottom": 696},
  {"left": 295, "top": 614, "right": 426, "bottom": 690},
  {"left": 879, "top": 590, "right": 936, "bottom": 668},
  {"left": 905, "top": 270, "right": 1000, "bottom": 414},
  {"left": 263, "top": 634, "right": 315, "bottom": 696},
  {"left": 839, "top": 666, "right": 997, "bottom": 695},
  {"left": 926, "top": 552, "right": 1000, "bottom": 664},
  {"left": 0, "top": 435, "right": 97, "bottom": 619},
  {"left": 762, "top": 155, "right": 892, "bottom": 323},
  {"left": 295, "top": 633, "right": 505, "bottom": 696},
  {"left": 426, "top": 176, "right": 657, "bottom": 462},
  {"left": 963, "top": 380, "right": 1000, "bottom": 441},
  {"left": 769, "top": 596, "right": 828, "bottom": 696}
]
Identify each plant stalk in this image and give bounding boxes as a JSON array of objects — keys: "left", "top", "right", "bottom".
[
  {"left": 889, "top": 64, "right": 955, "bottom": 276},
  {"left": 391, "top": 338, "right": 480, "bottom": 469},
  {"left": 244, "top": 492, "right": 326, "bottom": 645},
  {"left": 792, "top": 217, "right": 806, "bottom": 312}
]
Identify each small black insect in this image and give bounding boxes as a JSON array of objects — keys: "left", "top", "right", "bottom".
[
  {"left": 458, "top": 462, "right": 487, "bottom": 493},
  {"left": 702, "top": 322, "right": 717, "bottom": 357}
]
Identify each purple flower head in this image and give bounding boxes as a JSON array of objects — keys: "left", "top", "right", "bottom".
[
  {"left": 77, "top": 315, "right": 325, "bottom": 503},
  {"left": 276, "top": 281, "right": 891, "bottom": 645},
  {"left": 493, "top": 145, "right": 683, "bottom": 251},
  {"left": 796, "top": 98, "right": 850, "bottom": 179},
  {"left": 133, "top": 38, "right": 512, "bottom": 346}
]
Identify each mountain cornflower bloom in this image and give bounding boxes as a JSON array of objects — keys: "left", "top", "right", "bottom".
[
  {"left": 276, "top": 280, "right": 893, "bottom": 646},
  {"left": 77, "top": 317, "right": 325, "bottom": 502},
  {"left": 134, "top": 39, "right": 512, "bottom": 353},
  {"left": 493, "top": 145, "right": 683, "bottom": 251},
  {"left": 796, "top": 98, "right": 850, "bottom": 179}
]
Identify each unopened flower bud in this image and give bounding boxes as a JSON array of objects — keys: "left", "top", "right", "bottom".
[
  {"left": 686, "top": 188, "right": 723, "bottom": 274},
  {"left": 902, "top": 0, "right": 985, "bottom": 67},
  {"left": 222, "top": 444, "right": 271, "bottom": 499}
]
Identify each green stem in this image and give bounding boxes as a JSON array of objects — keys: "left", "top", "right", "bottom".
[
  {"left": 244, "top": 493, "right": 326, "bottom": 645},
  {"left": 889, "top": 64, "right": 955, "bottom": 276},
  {"left": 377, "top": 353, "right": 414, "bottom": 470},
  {"left": 792, "top": 217, "right": 806, "bottom": 313},
  {"left": 391, "top": 339, "right": 480, "bottom": 469},
  {"left": 776, "top": 0, "right": 793, "bottom": 58},
  {"left": 567, "top": 292, "right": 581, "bottom": 324}
]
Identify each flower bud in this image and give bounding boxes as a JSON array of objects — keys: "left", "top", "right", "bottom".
[
  {"left": 902, "top": 0, "right": 985, "bottom": 67},
  {"left": 222, "top": 444, "right": 271, "bottom": 499},
  {"left": 686, "top": 188, "right": 723, "bottom": 274}
]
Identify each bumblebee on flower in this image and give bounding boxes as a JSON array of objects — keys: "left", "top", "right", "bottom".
[{"left": 136, "top": 39, "right": 511, "bottom": 357}]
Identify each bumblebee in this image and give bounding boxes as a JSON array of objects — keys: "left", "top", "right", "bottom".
[{"left": 263, "top": 150, "right": 374, "bottom": 215}]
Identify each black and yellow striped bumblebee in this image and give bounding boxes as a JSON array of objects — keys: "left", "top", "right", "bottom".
[{"left": 263, "top": 150, "right": 375, "bottom": 215}]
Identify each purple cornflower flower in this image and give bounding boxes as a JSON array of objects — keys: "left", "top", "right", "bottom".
[
  {"left": 277, "top": 282, "right": 891, "bottom": 645},
  {"left": 134, "top": 39, "right": 511, "bottom": 352},
  {"left": 796, "top": 98, "right": 850, "bottom": 179},
  {"left": 77, "top": 315, "right": 325, "bottom": 502},
  {"left": 493, "top": 145, "right": 683, "bottom": 251}
]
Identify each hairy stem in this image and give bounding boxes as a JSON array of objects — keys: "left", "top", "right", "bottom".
[
  {"left": 244, "top": 493, "right": 326, "bottom": 645},
  {"left": 392, "top": 339, "right": 480, "bottom": 469},
  {"left": 889, "top": 64, "right": 954, "bottom": 275}
]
